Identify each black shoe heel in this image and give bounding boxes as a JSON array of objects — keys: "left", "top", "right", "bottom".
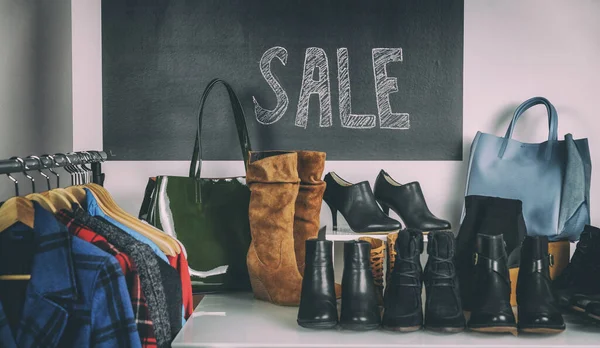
[
  {"left": 378, "top": 200, "right": 390, "bottom": 216},
  {"left": 327, "top": 203, "right": 338, "bottom": 232}
]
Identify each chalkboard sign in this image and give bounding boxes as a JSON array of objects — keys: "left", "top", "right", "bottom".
[{"left": 102, "top": 0, "right": 463, "bottom": 161}]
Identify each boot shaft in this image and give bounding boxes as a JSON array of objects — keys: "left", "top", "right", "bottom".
[
  {"left": 472, "top": 234, "right": 512, "bottom": 307},
  {"left": 517, "top": 236, "right": 552, "bottom": 300},
  {"left": 301, "top": 239, "right": 336, "bottom": 298},
  {"left": 555, "top": 225, "right": 600, "bottom": 291},
  {"left": 293, "top": 151, "right": 327, "bottom": 275},
  {"left": 305, "top": 238, "right": 334, "bottom": 267},
  {"left": 425, "top": 230, "right": 456, "bottom": 283},
  {"left": 391, "top": 229, "right": 423, "bottom": 283},
  {"left": 343, "top": 240, "right": 372, "bottom": 268}
]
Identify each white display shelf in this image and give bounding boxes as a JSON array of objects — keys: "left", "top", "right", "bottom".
[
  {"left": 325, "top": 232, "right": 428, "bottom": 242},
  {"left": 172, "top": 293, "right": 600, "bottom": 348}
]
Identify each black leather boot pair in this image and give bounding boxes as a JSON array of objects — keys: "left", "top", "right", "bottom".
[
  {"left": 553, "top": 225, "right": 600, "bottom": 320},
  {"left": 468, "top": 234, "right": 565, "bottom": 334},
  {"left": 382, "top": 230, "right": 465, "bottom": 333},
  {"left": 297, "top": 239, "right": 380, "bottom": 330},
  {"left": 323, "top": 170, "right": 449, "bottom": 234}
]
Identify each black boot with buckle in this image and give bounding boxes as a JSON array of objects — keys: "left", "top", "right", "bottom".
[
  {"left": 468, "top": 234, "right": 517, "bottom": 335},
  {"left": 424, "top": 231, "right": 465, "bottom": 333},
  {"left": 382, "top": 229, "right": 424, "bottom": 332},
  {"left": 517, "top": 236, "right": 565, "bottom": 334},
  {"left": 553, "top": 225, "right": 600, "bottom": 311}
]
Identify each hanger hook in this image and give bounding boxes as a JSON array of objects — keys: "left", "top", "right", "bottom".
[
  {"left": 6, "top": 158, "right": 20, "bottom": 196},
  {"left": 81, "top": 151, "right": 93, "bottom": 184},
  {"left": 41, "top": 154, "right": 60, "bottom": 188},
  {"left": 56, "top": 153, "right": 75, "bottom": 186},
  {"left": 28, "top": 155, "right": 51, "bottom": 191},
  {"left": 10, "top": 156, "right": 35, "bottom": 193}
]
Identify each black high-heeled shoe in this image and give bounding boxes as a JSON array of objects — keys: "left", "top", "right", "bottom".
[
  {"left": 323, "top": 172, "right": 401, "bottom": 234},
  {"left": 374, "top": 170, "right": 450, "bottom": 233}
]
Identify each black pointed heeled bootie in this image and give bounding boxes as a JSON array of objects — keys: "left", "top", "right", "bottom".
[
  {"left": 516, "top": 236, "right": 565, "bottom": 334},
  {"left": 553, "top": 225, "right": 600, "bottom": 310},
  {"left": 382, "top": 229, "right": 424, "bottom": 332},
  {"left": 374, "top": 170, "right": 450, "bottom": 233},
  {"left": 456, "top": 196, "right": 526, "bottom": 310},
  {"left": 424, "top": 231, "right": 465, "bottom": 333},
  {"left": 323, "top": 172, "right": 401, "bottom": 234},
  {"left": 468, "top": 234, "right": 517, "bottom": 335},
  {"left": 340, "top": 240, "right": 381, "bottom": 330},
  {"left": 297, "top": 239, "right": 338, "bottom": 329}
]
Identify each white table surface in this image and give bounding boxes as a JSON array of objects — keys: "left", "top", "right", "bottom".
[{"left": 172, "top": 293, "right": 600, "bottom": 348}]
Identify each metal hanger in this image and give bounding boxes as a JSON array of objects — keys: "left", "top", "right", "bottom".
[
  {"left": 41, "top": 154, "right": 60, "bottom": 188},
  {"left": 27, "top": 155, "right": 51, "bottom": 191},
  {"left": 0, "top": 158, "right": 34, "bottom": 280},
  {"left": 62, "top": 154, "right": 87, "bottom": 204},
  {"left": 0, "top": 159, "right": 34, "bottom": 231},
  {"left": 27, "top": 156, "right": 72, "bottom": 211},
  {"left": 14, "top": 156, "right": 56, "bottom": 213},
  {"left": 11, "top": 157, "right": 35, "bottom": 193}
]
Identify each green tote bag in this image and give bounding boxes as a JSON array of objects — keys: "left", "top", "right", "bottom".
[{"left": 145, "top": 79, "right": 252, "bottom": 293}]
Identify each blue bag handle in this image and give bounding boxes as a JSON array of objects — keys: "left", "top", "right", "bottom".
[{"left": 498, "top": 97, "right": 559, "bottom": 159}]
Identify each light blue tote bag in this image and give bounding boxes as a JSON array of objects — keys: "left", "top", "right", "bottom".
[{"left": 465, "top": 97, "right": 591, "bottom": 241}]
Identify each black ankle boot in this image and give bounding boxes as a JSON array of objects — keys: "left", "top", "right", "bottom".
[
  {"left": 297, "top": 239, "right": 338, "bottom": 329},
  {"left": 468, "top": 234, "right": 517, "bottom": 335},
  {"left": 554, "top": 225, "right": 600, "bottom": 310},
  {"left": 456, "top": 196, "right": 526, "bottom": 310},
  {"left": 323, "top": 172, "right": 401, "bottom": 234},
  {"left": 382, "top": 229, "right": 424, "bottom": 332},
  {"left": 517, "top": 236, "right": 565, "bottom": 333},
  {"left": 340, "top": 240, "right": 381, "bottom": 330},
  {"left": 424, "top": 231, "right": 465, "bottom": 333},
  {"left": 374, "top": 170, "right": 450, "bottom": 232}
]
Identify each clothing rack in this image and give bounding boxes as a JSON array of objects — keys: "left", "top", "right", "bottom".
[{"left": 0, "top": 151, "right": 107, "bottom": 186}]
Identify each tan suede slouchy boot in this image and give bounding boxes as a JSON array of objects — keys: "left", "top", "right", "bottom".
[
  {"left": 246, "top": 151, "right": 303, "bottom": 306},
  {"left": 293, "top": 151, "right": 326, "bottom": 276}
]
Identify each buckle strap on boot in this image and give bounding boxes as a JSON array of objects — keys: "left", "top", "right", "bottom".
[
  {"left": 526, "top": 254, "right": 553, "bottom": 273},
  {"left": 473, "top": 252, "right": 510, "bottom": 284}
]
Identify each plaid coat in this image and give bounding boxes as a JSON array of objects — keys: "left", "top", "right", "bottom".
[
  {"left": 55, "top": 210, "right": 156, "bottom": 348},
  {"left": 0, "top": 203, "right": 141, "bottom": 348}
]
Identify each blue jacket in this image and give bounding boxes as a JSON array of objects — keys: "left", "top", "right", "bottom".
[{"left": 0, "top": 203, "right": 141, "bottom": 348}]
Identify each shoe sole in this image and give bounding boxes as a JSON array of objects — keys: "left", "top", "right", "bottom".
[
  {"left": 426, "top": 326, "right": 465, "bottom": 333},
  {"left": 571, "top": 305, "right": 586, "bottom": 313},
  {"left": 519, "top": 327, "right": 565, "bottom": 334},
  {"left": 333, "top": 228, "right": 400, "bottom": 235},
  {"left": 470, "top": 326, "right": 518, "bottom": 336},
  {"left": 588, "top": 313, "right": 600, "bottom": 321},
  {"left": 382, "top": 325, "right": 421, "bottom": 332},
  {"left": 340, "top": 323, "right": 380, "bottom": 331},
  {"left": 297, "top": 320, "right": 338, "bottom": 329}
]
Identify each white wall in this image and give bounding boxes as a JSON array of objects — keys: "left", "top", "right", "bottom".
[
  {"left": 0, "top": 0, "right": 73, "bottom": 200},
  {"left": 72, "top": 1, "right": 600, "bottom": 233}
]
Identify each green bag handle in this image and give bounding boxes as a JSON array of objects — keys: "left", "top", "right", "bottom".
[{"left": 189, "top": 79, "right": 252, "bottom": 202}]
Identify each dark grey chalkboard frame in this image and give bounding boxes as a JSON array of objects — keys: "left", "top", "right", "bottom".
[{"left": 102, "top": 0, "right": 464, "bottom": 161}]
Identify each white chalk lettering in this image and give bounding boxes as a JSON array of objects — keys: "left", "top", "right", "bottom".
[
  {"left": 372, "top": 48, "right": 409, "bottom": 129},
  {"left": 337, "top": 48, "right": 376, "bottom": 129},
  {"left": 295, "top": 47, "right": 333, "bottom": 128},
  {"left": 253, "top": 46, "right": 289, "bottom": 125}
]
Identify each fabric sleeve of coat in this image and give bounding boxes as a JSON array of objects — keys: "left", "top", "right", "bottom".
[
  {"left": 90, "top": 256, "right": 142, "bottom": 348},
  {"left": 156, "top": 254, "right": 183, "bottom": 340},
  {"left": 167, "top": 241, "right": 194, "bottom": 319}
]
